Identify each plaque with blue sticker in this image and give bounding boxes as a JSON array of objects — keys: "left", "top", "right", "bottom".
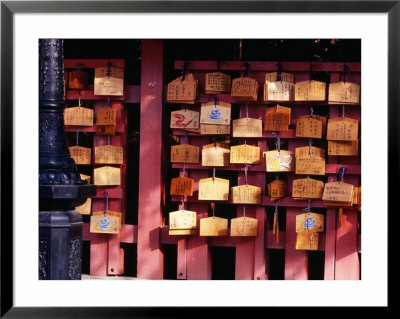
[
  {"left": 90, "top": 210, "right": 121, "bottom": 234},
  {"left": 295, "top": 212, "right": 324, "bottom": 233},
  {"left": 200, "top": 101, "right": 231, "bottom": 125}
]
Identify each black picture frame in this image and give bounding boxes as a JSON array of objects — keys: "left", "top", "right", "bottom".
[{"left": 1, "top": 1, "right": 394, "bottom": 317}]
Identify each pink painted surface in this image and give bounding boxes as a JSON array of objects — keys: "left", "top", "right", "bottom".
[
  {"left": 335, "top": 209, "right": 360, "bottom": 280},
  {"left": 324, "top": 208, "right": 337, "bottom": 280},
  {"left": 108, "top": 234, "right": 121, "bottom": 275},
  {"left": 137, "top": 40, "right": 165, "bottom": 279},
  {"left": 185, "top": 135, "right": 212, "bottom": 280},
  {"left": 177, "top": 238, "right": 187, "bottom": 279},
  {"left": 284, "top": 208, "right": 308, "bottom": 280}
]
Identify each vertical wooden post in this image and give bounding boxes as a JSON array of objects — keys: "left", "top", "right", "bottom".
[
  {"left": 137, "top": 40, "right": 165, "bottom": 279},
  {"left": 285, "top": 138, "right": 308, "bottom": 280},
  {"left": 186, "top": 136, "right": 212, "bottom": 280}
]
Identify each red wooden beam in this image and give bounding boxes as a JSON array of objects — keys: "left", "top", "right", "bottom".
[
  {"left": 137, "top": 40, "right": 165, "bottom": 279},
  {"left": 171, "top": 163, "right": 361, "bottom": 174},
  {"left": 64, "top": 59, "right": 125, "bottom": 69},
  {"left": 66, "top": 85, "right": 141, "bottom": 103},
  {"left": 175, "top": 61, "right": 361, "bottom": 72}
]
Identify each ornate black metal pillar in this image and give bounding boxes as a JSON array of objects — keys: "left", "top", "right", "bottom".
[{"left": 39, "top": 39, "right": 96, "bottom": 279}]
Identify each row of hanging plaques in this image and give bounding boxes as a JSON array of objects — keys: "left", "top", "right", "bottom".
[
  {"left": 171, "top": 104, "right": 359, "bottom": 157},
  {"left": 167, "top": 71, "right": 360, "bottom": 104},
  {"left": 171, "top": 142, "right": 356, "bottom": 175},
  {"left": 68, "top": 64, "right": 124, "bottom": 96},
  {"left": 170, "top": 171, "right": 360, "bottom": 205}
]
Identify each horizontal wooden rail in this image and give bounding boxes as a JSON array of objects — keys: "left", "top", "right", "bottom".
[
  {"left": 66, "top": 85, "right": 141, "bottom": 103},
  {"left": 175, "top": 61, "right": 361, "bottom": 72},
  {"left": 172, "top": 163, "right": 361, "bottom": 174},
  {"left": 64, "top": 59, "right": 125, "bottom": 69},
  {"left": 82, "top": 223, "right": 137, "bottom": 243},
  {"left": 65, "top": 123, "right": 125, "bottom": 133}
]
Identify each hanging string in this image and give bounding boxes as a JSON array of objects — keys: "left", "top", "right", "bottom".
[
  {"left": 104, "top": 191, "right": 109, "bottom": 215},
  {"left": 213, "top": 135, "right": 217, "bottom": 148},
  {"left": 303, "top": 199, "right": 312, "bottom": 213},
  {"left": 244, "top": 164, "right": 250, "bottom": 185},
  {"left": 106, "top": 62, "right": 111, "bottom": 79},
  {"left": 243, "top": 205, "right": 246, "bottom": 218},
  {"left": 212, "top": 167, "right": 216, "bottom": 182},
  {"left": 107, "top": 96, "right": 110, "bottom": 107},
  {"left": 181, "top": 62, "right": 188, "bottom": 82},
  {"left": 216, "top": 60, "right": 220, "bottom": 73},
  {"left": 309, "top": 105, "right": 314, "bottom": 118},
  {"left": 309, "top": 63, "right": 313, "bottom": 81},
  {"left": 214, "top": 96, "right": 219, "bottom": 106},
  {"left": 309, "top": 138, "right": 313, "bottom": 156},
  {"left": 273, "top": 200, "right": 279, "bottom": 243},
  {"left": 243, "top": 62, "right": 249, "bottom": 78},
  {"left": 211, "top": 202, "right": 215, "bottom": 217},
  {"left": 338, "top": 166, "right": 346, "bottom": 182},
  {"left": 342, "top": 104, "right": 345, "bottom": 122},
  {"left": 76, "top": 127, "right": 79, "bottom": 146},
  {"left": 277, "top": 62, "right": 283, "bottom": 81},
  {"left": 181, "top": 196, "right": 185, "bottom": 211},
  {"left": 245, "top": 102, "right": 249, "bottom": 119},
  {"left": 107, "top": 135, "right": 111, "bottom": 145},
  {"left": 274, "top": 131, "right": 281, "bottom": 153},
  {"left": 78, "top": 90, "right": 81, "bottom": 108},
  {"left": 343, "top": 63, "right": 349, "bottom": 83}
]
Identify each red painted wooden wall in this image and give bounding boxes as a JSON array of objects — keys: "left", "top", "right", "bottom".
[{"left": 64, "top": 40, "right": 361, "bottom": 280}]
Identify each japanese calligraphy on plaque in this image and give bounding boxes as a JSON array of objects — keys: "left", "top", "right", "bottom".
[
  {"left": 267, "top": 179, "right": 287, "bottom": 201},
  {"left": 296, "top": 232, "right": 319, "bottom": 250},
  {"left": 200, "top": 124, "right": 231, "bottom": 135},
  {"left": 232, "top": 118, "right": 263, "bottom": 137},
  {"left": 200, "top": 101, "right": 231, "bottom": 125},
  {"left": 295, "top": 146, "right": 325, "bottom": 175},
  {"left": 68, "top": 70, "right": 88, "bottom": 90},
  {"left": 69, "top": 146, "right": 91, "bottom": 165},
  {"left": 322, "top": 181, "right": 354, "bottom": 204},
  {"left": 94, "top": 66, "right": 124, "bottom": 96},
  {"left": 170, "top": 176, "right": 194, "bottom": 196},
  {"left": 90, "top": 212, "right": 120, "bottom": 234},
  {"left": 94, "top": 166, "right": 121, "bottom": 186},
  {"left": 327, "top": 117, "right": 359, "bottom": 141},
  {"left": 167, "top": 73, "right": 198, "bottom": 104},
  {"left": 292, "top": 178, "right": 324, "bottom": 199},
  {"left": 264, "top": 150, "right": 294, "bottom": 172},
  {"left": 328, "top": 82, "right": 360, "bottom": 104},
  {"left": 96, "top": 107, "right": 116, "bottom": 135},
  {"left": 295, "top": 80, "right": 326, "bottom": 101},
  {"left": 230, "top": 217, "right": 258, "bottom": 237},
  {"left": 264, "top": 81, "right": 295, "bottom": 102},
  {"left": 296, "top": 115, "right": 323, "bottom": 139},
  {"left": 328, "top": 140, "right": 359, "bottom": 156},
  {"left": 169, "top": 210, "right": 197, "bottom": 235},
  {"left": 92, "top": 210, "right": 122, "bottom": 230},
  {"left": 205, "top": 72, "right": 231, "bottom": 94},
  {"left": 265, "top": 72, "right": 294, "bottom": 84},
  {"left": 170, "top": 110, "right": 199, "bottom": 129},
  {"left": 231, "top": 77, "right": 259, "bottom": 101},
  {"left": 64, "top": 107, "right": 94, "bottom": 126},
  {"left": 170, "top": 144, "right": 200, "bottom": 163},
  {"left": 264, "top": 105, "right": 291, "bottom": 131},
  {"left": 94, "top": 145, "right": 123, "bottom": 164},
  {"left": 200, "top": 216, "right": 228, "bottom": 236},
  {"left": 230, "top": 144, "right": 260, "bottom": 164},
  {"left": 231, "top": 185, "right": 261, "bottom": 204},
  {"left": 75, "top": 198, "right": 92, "bottom": 215},
  {"left": 198, "top": 177, "right": 229, "bottom": 201},
  {"left": 202, "top": 146, "right": 230, "bottom": 167},
  {"left": 296, "top": 212, "right": 324, "bottom": 233}
]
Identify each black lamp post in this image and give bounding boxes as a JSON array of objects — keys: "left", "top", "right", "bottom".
[{"left": 39, "top": 39, "right": 96, "bottom": 279}]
